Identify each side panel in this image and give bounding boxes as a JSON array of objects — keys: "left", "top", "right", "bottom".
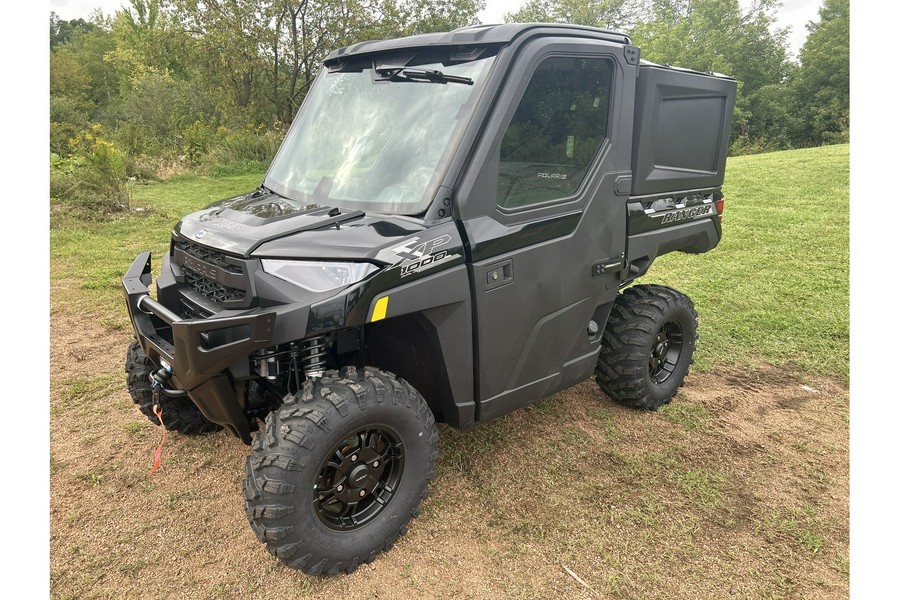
[{"left": 363, "top": 265, "right": 476, "bottom": 429}]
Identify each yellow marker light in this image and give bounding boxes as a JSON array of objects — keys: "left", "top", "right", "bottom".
[{"left": 372, "top": 296, "right": 389, "bottom": 322}]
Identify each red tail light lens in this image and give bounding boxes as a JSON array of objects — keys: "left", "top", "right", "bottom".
[{"left": 715, "top": 197, "right": 725, "bottom": 218}]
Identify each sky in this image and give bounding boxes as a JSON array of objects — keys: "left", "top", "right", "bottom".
[{"left": 49, "top": 0, "right": 823, "bottom": 57}]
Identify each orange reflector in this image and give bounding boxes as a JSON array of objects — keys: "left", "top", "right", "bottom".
[{"left": 715, "top": 197, "right": 725, "bottom": 218}]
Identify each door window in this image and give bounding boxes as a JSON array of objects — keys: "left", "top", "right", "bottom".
[{"left": 497, "top": 57, "right": 613, "bottom": 209}]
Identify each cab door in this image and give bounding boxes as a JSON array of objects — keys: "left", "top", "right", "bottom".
[{"left": 456, "top": 39, "right": 637, "bottom": 421}]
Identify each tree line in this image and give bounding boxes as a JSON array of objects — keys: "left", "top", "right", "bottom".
[
  {"left": 506, "top": 0, "right": 848, "bottom": 152},
  {"left": 49, "top": 0, "right": 848, "bottom": 210}
]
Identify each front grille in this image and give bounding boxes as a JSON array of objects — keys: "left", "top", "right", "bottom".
[
  {"left": 174, "top": 241, "right": 244, "bottom": 274},
  {"left": 179, "top": 300, "right": 201, "bottom": 320},
  {"left": 172, "top": 235, "right": 253, "bottom": 308},
  {"left": 183, "top": 266, "right": 247, "bottom": 303},
  {"left": 178, "top": 294, "right": 216, "bottom": 320}
]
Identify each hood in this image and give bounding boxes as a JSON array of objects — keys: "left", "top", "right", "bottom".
[
  {"left": 174, "top": 189, "right": 368, "bottom": 257},
  {"left": 174, "top": 188, "right": 427, "bottom": 261}
]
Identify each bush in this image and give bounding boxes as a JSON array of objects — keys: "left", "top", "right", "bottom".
[
  {"left": 123, "top": 154, "right": 162, "bottom": 182},
  {"left": 50, "top": 96, "right": 89, "bottom": 157},
  {"left": 112, "top": 121, "right": 160, "bottom": 158},
  {"left": 114, "top": 69, "right": 218, "bottom": 157},
  {"left": 183, "top": 120, "right": 219, "bottom": 164},
  {"left": 729, "top": 133, "right": 792, "bottom": 157},
  {"left": 51, "top": 124, "right": 131, "bottom": 213},
  {"left": 200, "top": 124, "right": 284, "bottom": 175}
]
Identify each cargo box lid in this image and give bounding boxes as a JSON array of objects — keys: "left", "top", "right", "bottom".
[{"left": 631, "top": 61, "right": 737, "bottom": 197}]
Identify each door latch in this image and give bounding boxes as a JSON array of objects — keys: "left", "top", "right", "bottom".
[{"left": 592, "top": 255, "right": 625, "bottom": 278}]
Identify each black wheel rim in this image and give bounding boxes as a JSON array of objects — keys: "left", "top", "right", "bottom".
[
  {"left": 649, "top": 320, "right": 684, "bottom": 384},
  {"left": 313, "top": 425, "right": 404, "bottom": 531}
]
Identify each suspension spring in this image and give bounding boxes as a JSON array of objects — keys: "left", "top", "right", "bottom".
[{"left": 299, "top": 336, "right": 328, "bottom": 379}]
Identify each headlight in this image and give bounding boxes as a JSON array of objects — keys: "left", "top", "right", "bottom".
[{"left": 260, "top": 260, "right": 379, "bottom": 292}]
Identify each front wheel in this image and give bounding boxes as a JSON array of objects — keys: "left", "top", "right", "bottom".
[
  {"left": 243, "top": 366, "right": 438, "bottom": 575},
  {"left": 125, "top": 340, "right": 223, "bottom": 434},
  {"left": 594, "top": 285, "right": 698, "bottom": 410}
]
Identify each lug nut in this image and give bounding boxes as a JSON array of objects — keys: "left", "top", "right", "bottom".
[
  {"left": 351, "top": 454, "right": 358, "bottom": 462},
  {"left": 359, "top": 490, "right": 366, "bottom": 497},
  {"left": 373, "top": 461, "right": 379, "bottom": 468},
  {"left": 337, "top": 485, "right": 344, "bottom": 492}
]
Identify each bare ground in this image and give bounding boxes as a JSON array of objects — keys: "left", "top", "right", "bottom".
[{"left": 50, "top": 306, "right": 849, "bottom": 599}]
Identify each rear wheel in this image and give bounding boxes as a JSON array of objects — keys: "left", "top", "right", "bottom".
[
  {"left": 594, "top": 285, "right": 698, "bottom": 410},
  {"left": 243, "top": 366, "right": 438, "bottom": 575},
  {"left": 125, "top": 340, "right": 223, "bottom": 435}
]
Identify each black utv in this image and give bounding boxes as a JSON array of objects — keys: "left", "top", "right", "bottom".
[{"left": 123, "top": 23, "right": 736, "bottom": 575}]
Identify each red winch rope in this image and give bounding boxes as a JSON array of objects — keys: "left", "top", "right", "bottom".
[{"left": 150, "top": 403, "right": 168, "bottom": 475}]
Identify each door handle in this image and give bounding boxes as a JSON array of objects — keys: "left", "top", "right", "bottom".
[{"left": 485, "top": 259, "right": 513, "bottom": 290}]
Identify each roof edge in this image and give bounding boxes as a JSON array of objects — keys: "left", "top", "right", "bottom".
[{"left": 323, "top": 23, "right": 631, "bottom": 65}]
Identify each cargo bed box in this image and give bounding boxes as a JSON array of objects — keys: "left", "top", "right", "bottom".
[{"left": 631, "top": 62, "right": 737, "bottom": 197}]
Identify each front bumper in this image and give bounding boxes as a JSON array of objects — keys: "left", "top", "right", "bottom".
[{"left": 123, "top": 251, "right": 277, "bottom": 442}]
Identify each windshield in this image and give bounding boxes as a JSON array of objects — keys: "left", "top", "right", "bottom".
[{"left": 264, "top": 51, "right": 496, "bottom": 215}]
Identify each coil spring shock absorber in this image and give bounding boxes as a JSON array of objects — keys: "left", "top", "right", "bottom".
[{"left": 299, "top": 336, "right": 328, "bottom": 379}]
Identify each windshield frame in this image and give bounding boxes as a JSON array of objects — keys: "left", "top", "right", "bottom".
[{"left": 263, "top": 48, "right": 498, "bottom": 216}]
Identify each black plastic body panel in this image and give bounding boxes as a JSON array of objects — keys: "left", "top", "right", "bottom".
[
  {"left": 123, "top": 252, "right": 278, "bottom": 442},
  {"left": 324, "top": 24, "right": 630, "bottom": 66},
  {"left": 627, "top": 217, "right": 722, "bottom": 268},
  {"left": 631, "top": 63, "right": 736, "bottom": 196},
  {"left": 363, "top": 265, "right": 476, "bottom": 429}
]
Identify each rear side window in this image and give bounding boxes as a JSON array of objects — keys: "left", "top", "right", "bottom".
[{"left": 497, "top": 57, "right": 612, "bottom": 209}]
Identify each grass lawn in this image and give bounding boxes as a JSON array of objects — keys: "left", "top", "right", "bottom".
[
  {"left": 653, "top": 144, "right": 849, "bottom": 380},
  {"left": 49, "top": 145, "right": 850, "bottom": 599}
]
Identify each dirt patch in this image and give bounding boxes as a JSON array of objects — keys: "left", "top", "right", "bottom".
[{"left": 50, "top": 309, "right": 849, "bottom": 599}]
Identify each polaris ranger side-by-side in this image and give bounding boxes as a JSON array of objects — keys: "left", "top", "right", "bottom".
[{"left": 123, "top": 23, "right": 735, "bottom": 575}]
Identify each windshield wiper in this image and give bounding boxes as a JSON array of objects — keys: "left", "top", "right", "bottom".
[{"left": 375, "top": 65, "right": 473, "bottom": 85}]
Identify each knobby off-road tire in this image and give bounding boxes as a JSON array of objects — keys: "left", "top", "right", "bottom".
[
  {"left": 595, "top": 285, "right": 698, "bottom": 410},
  {"left": 125, "top": 340, "right": 223, "bottom": 435},
  {"left": 243, "top": 366, "right": 438, "bottom": 576}
]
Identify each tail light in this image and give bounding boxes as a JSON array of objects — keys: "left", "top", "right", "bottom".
[{"left": 715, "top": 197, "right": 725, "bottom": 218}]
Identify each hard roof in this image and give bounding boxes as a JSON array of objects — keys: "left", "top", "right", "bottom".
[{"left": 323, "top": 23, "right": 631, "bottom": 65}]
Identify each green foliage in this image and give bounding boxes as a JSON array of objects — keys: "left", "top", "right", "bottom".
[
  {"left": 628, "top": 0, "right": 790, "bottom": 152},
  {"left": 505, "top": 0, "right": 640, "bottom": 30},
  {"left": 403, "top": 0, "right": 485, "bottom": 33},
  {"left": 182, "top": 121, "right": 217, "bottom": 163},
  {"left": 737, "top": 80, "right": 799, "bottom": 153},
  {"left": 50, "top": 11, "right": 94, "bottom": 49},
  {"left": 65, "top": 24, "right": 121, "bottom": 108},
  {"left": 50, "top": 96, "right": 90, "bottom": 157},
  {"left": 790, "top": 0, "right": 850, "bottom": 146},
  {"left": 51, "top": 124, "right": 132, "bottom": 214},
  {"left": 111, "top": 68, "right": 208, "bottom": 156},
  {"left": 199, "top": 124, "right": 284, "bottom": 175},
  {"left": 46, "top": 0, "right": 850, "bottom": 201},
  {"left": 50, "top": 47, "right": 91, "bottom": 102}
]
